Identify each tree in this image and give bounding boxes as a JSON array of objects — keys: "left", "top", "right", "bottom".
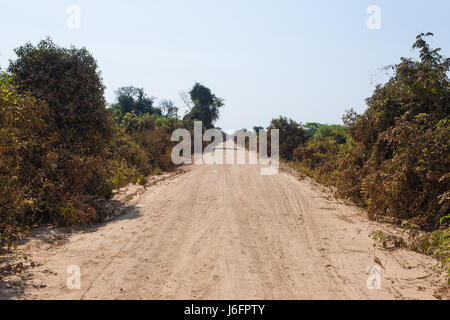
[
  {"left": 159, "top": 99, "right": 178, "bottom": 118},
  {"left": 8, "top": 38, "right": 112, "bottom": 154},
  {"left": 305, "top": 123, "right": 347, "bottom": 144},
  {"left": 184, "top": 83, "right": 224, "bottom": 129},
  {"left": 111, "top": 86, "right": 161, "bottom": 118},
  {"left": 303, "top": 122, "right": 321, "bottom": 138},
  {"left": 253, "top": 126, "right": 264, "bottom": 134},
  {"left": 268, "top": 116, "right": 306, "bottom": 160}
]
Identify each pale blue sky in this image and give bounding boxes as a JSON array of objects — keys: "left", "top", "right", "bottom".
[{"left": 1, "top": 0, "right": 449, "bottom": 130}]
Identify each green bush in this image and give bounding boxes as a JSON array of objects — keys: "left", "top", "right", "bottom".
[{"left": 293, "top": 124, "right": 346, "bottom": 185}]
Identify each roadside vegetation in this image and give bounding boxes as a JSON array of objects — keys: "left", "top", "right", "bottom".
[
  {"left": 261, "top": 33, "right": 449, "bottom": 273},
  {"left": 0, "top": 38, "right": 222, "bottom": 251},
  {"left": 1, "top": 33, "right": 448, "bottom": 279}
]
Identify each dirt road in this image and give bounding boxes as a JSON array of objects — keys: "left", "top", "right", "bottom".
[{"left": 0, "top": 146, "right": 446, "bottom": 300}]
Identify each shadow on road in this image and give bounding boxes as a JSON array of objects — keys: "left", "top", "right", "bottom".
[{"left": 0, "top": 200, "right": 141, "bottom": 300}]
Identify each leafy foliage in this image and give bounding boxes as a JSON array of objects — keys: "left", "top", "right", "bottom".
[
  {"left": 159, "top": 99, "right": 178, "bottom": 118},
  {"left": 110, "top": 86, "right": 162, "bottom": 120},
  {"left": 268, "top": 116, "right": 306, "bottom": 160},
  {"left": 184, "top": 83, "right": 224, "bottom": 129},
  {"left": 8, "top": 38, "right": 112, "bottom": 154}
]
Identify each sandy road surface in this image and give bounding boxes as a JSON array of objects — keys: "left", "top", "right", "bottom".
[{"left": 0, "top": 146, "right": 446, "bottom": 300}]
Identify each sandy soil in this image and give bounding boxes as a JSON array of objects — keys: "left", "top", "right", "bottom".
[{"left": 0, "top": 145, "right": 447, "bottom": 300}]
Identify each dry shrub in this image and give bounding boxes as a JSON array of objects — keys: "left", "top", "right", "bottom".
[
  {"left": 0, "top": 73, "right": 51, "bottom": 248},
  {"left": 341, "top": 33, "right": 449, "bottom": 229},
  {"left": 294, "top": 34, "right": 449, "bottom": 230},
  {"left": 134, "top": 127, "right": 175, "bottom": 172},
  {"left": 269, "top": 116, "right": 306, "bottom": 160},
  {"left": 2, "top": 39, "right": 114, "bottom": 248},
  {"left": 363, "top": 116, "right": 449, "bottom": 228}
]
